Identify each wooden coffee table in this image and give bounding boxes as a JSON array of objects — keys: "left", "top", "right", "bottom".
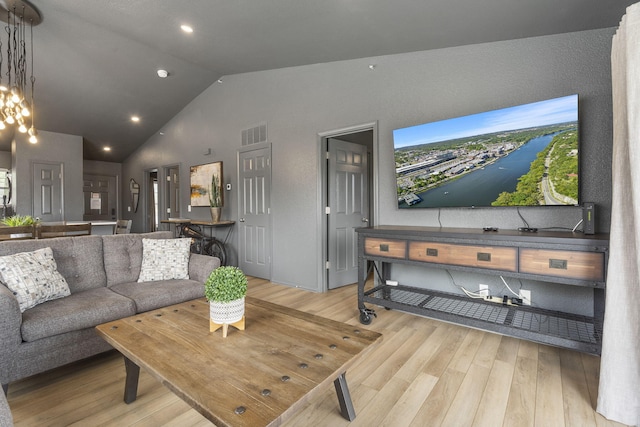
[{"left": 95, "top": 297, "right": 382, "bottom": 426}]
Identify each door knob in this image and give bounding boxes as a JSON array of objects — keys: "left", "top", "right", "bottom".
[
  {"left": 362, "top": 218, "right": 369, "bottom": 223},
  {"left": 239, "top": 218, "right": 245, "bottom": 222}
]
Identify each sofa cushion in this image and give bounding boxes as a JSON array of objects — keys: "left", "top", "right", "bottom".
[
  {"left": 102, "top": 231, "right": 173, "bottom": 287},
  {"left": 21, "top": 287, "right": 136, "bottom": 342},
  {"left": 0, "top": 235, "right": 106, "bottom": 293},
  {"left": 110, "top": 279, "right": 205, "bottom": 313},
  {"left": 0, "top": 247, "right": 71, "bottom": 312},
  {"left": 137, "top": 238, "right": 191, "bottom": 282}
]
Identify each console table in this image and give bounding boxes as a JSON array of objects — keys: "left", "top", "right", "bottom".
[{"left": 356, "top": 226, "right": 609, "bottom": 355}]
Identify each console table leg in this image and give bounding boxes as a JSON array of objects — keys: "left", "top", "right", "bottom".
[
  {"left": 124, "top": 356, "right": 140, "bottom": 404},
  {"left": 334, "top": 372, "right": 356, "bottom": 421}
]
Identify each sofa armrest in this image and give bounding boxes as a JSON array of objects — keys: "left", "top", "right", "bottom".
[
  {"left": 0, "top": 284, "right": 22, "bottom": 387},
  {"left": 0, "top": 387, "right": 13, "bottom": 426},
  {"left": 189, "top": 253, "right": 221, "bottom": 283}
]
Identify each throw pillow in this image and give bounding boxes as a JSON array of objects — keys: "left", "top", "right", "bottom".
[
  {"left": 0, "top": 247, "right": 71, "bottom": 312},
  {"left": 137, "top": 238, "right": 191, "bottom": 282}
]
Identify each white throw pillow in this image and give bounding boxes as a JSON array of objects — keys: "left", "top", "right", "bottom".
[
  {"left": 137, "top": 238, "right": 191, "bottom": 282},
  {"left": 0, "top": 247, "right": 71, "bottom": 312}
]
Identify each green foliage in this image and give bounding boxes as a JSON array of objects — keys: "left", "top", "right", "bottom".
[
  {"left": 1, "top": 214, "right": 36, "bottom": 226},
  {"left": 492, "top": 148, "right": 546, "bottom": 206},
  {"left": 204, "top": 266, "right": 247, "bottom": 303},
  {"left": 492, "top": 129, "right": 579, "bottom": 206},
  {"left": 548, "top": 132, "right": 578, "bottom": 201},
  {"left": 209, "top": 174, "right": 221, "bottom": 207}
]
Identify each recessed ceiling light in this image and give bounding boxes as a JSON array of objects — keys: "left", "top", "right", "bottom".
[
  {"left": 103, "top": 146, "right": 111, "bottom": 152},
  {"left": 157, "top": 69, "right": 169, "bottom": 78},
  {"left": 180, "top": 24, "right": 193, "bottom": 33},
  {"left": 131, "top": 116, "right": 140, "bottom": 123}
]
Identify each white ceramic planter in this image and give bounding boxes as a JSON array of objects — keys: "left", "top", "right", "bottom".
[{"left": 209, "top": 297, "right": 245, "bottom": 324}]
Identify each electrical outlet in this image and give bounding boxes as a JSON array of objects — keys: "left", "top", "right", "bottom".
[
  {"left": 479, "top": 284, "right": 489, "bottom": 297},
  {"left": 519, "top": 289, "right": 531, "bottom": 306},
  {"left": 188, "top": 205, "right": 192, "bottom": 212}
]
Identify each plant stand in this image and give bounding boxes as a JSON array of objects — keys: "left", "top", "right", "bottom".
[{"left": 210, "top": 316, "right": 245, "bottom": 337}]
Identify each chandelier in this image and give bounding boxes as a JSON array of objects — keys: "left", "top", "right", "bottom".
[{"left": 0, "top": 0, "right": 41, "bottom": 143}]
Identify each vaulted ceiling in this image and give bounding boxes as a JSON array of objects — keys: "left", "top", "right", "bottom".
[{"left": 0, "top": 0, "right": 635, "bottom": 162}]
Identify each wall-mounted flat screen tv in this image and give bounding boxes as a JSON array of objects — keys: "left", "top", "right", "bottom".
[{"left": 394, "top": 94, "right": 579, "bottom": 209}]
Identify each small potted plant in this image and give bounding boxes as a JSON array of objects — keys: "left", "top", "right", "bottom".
[
  {"left": 1, "top": 214, "right": 37, "bottom": 239},
  {"left": 205, "top": 266, "right": 247, "bottom": 336},
  {"left": 209, "top": 173, "right": 222, "bottom": 223},
  {"left": 1, "top": 214, "right": 37, "bottom": 227}
]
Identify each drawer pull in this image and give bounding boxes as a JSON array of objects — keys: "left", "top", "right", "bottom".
[
  {"left": 379, "top": 244, "right": 389, "bottom": 252},
  {"left": 426, "top": 248, "right": 438, "bottom": 257},
  {"left": 549, "top": 259, "right": 567, "bottom": 270},
  {"left": 477, "top": 252, "right": 491, "bottom": 262}
]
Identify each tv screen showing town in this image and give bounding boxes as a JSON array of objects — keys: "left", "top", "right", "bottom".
[{"left": 393, "top": 94, "right": 579, "bottom": 208}]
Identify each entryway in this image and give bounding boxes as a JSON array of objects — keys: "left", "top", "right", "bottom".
[
  {"left": 33, "top": 162, "right": 63, "bottom": 222},
  {"left": 320, "top": 123, "right": 377, "bottom": 290},
  {"left": 83, "top": 174, "right": 118, "bottom": 221},
  {"left": 237, "top": 144, "right": 272, "bottom": 280},
  {"left": 145, "top": 169, "right": 158, "bottom": 232}
]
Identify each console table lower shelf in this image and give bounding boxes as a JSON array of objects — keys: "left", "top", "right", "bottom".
[{"left": 361, "top": 284, "right": 602, "bottom": 355}]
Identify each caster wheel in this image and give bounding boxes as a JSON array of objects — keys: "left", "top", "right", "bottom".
[{"left": 359, "top": 312, "right": 372, "bottom": 325}]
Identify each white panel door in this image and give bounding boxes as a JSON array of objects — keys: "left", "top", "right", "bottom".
[
  {"left": 238, "top": 146, "right": 272, "bottom": 279},
  {"left": 328, "top": 139, "right": 369, "bottom": 289},
  {"left": 33, "top": 162, "right": 63, "bottom": 222}
]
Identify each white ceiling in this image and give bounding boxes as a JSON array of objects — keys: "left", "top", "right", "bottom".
[{"left": 1, "top": 0, "right": 635, "bottom": 162}]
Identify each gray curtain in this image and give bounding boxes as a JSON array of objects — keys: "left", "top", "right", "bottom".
[{"left": 597, "top": 3, "right": 640, "bottom": 426}]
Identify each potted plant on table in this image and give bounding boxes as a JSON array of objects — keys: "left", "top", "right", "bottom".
[
  {"left": 1, "top": 214, "right": 38, "bottom": 239},
  {"left": 209, "top": 173, "right": 222, "bottom": 223},
  {"left": 1, "top": 214, "right": 37, "bottom": 227},
  {"left": 205, "top": 266, "right": 248, "bottom": 337}
]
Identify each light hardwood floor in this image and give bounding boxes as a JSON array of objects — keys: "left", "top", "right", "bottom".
[{"left": 6, "top": 278, "right": 627, "bottom": 427}]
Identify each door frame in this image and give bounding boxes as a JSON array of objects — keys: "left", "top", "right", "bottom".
[
  {"left": 31, "top": 160, "right": 64, "bottom": 221},
  {"left": 144, "top": 168, "right": 159, "bottom": 232},
  {"left": 82, "top": 173, "right": 119, "bottom": 221},
  {"left": 237, "top": 142, "right": 273, "bottom": 279},
  {"left": 317, "top": 122, "right": 378, "bottom": 291},
  {"left": 162, "top": 163, "right": 182, "bottom": 221}
]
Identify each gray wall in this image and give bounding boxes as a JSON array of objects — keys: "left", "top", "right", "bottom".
[
  {"left": 13, "top": 131, "right": 84, "bottom": 220},
  {"left": 0, "top": 151, "right": 10, "bottom": 169},
  {"left": 123, "top": 28, "right": 614, "bottom": 314}
]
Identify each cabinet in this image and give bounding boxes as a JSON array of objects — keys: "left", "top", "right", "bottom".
[{"left": 356, "top": 226, "right": 609, "bottom": 354}]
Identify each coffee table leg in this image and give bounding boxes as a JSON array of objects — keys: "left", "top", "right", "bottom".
[
  {"left": 334, "top": 372, "right": 356, "bottom": 421},
  {"left": 123, "top": 356, "right": 140, "bottom": 404}
]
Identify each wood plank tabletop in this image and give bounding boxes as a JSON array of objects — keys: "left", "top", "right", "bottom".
[{"left": 95, "top": 297, "right": 382, "bottom": 427}]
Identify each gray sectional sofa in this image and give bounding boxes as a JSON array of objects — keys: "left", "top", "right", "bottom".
[
  {"left": 0, "top": 389, "right": 11, "bottom": 427},
  {"left": 0, "top": 231, "right": 219, "bottom": 397}
]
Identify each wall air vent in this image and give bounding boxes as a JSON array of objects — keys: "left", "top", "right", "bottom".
[{"left": 242, "top": 123, "right": 267, "bottom": 146}]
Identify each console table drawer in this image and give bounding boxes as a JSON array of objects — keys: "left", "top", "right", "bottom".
[
  {"left": 519, "top": 249, "right": 605, "bottom": 281},
  {"left": 364, "top": 238, "right": 406, "bottom": 259},
  {"left": 409, "top": 241, "right": 517, "bottom": 272}
]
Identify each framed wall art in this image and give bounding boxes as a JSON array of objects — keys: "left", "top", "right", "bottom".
[{"left": 190, "top": 161, "right": 223, "bottom": 207}]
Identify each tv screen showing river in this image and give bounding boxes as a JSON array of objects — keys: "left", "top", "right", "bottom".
[{"left": 393, "top": 94, "right": 579, "bottom": 209}]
